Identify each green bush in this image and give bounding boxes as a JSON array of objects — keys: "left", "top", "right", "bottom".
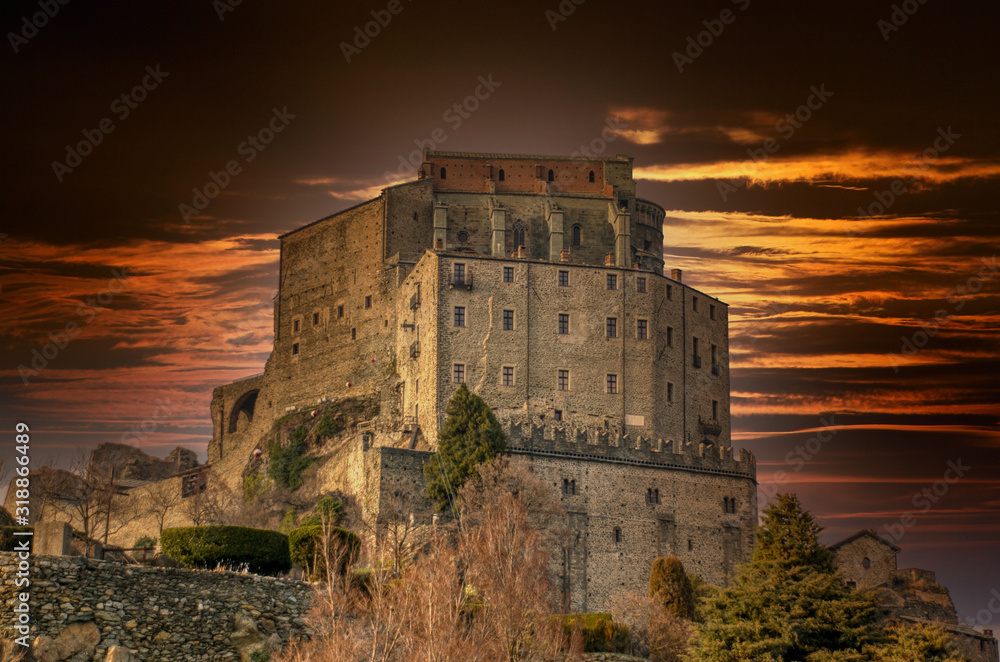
[
  {"left": 314, "top": 411, "right": 343, "bottom": 439},
  {"left": 300, "top": 496, "right": 343, "bottom": 527},
  {"left": 650, "top": 555, "right": 695, "bottom": 619},
  {"left": 133, "top": 535, "right": 156, "bottom": 548},
  {"left": 161, "top": 525, "right": 290, "bottom": 575},
  {"left": 561, "top": 614, "right": 630, "bottom": 653},
  {"left": 0, "top": 526, "right": 32, "bottom": 550},
  {"left": 269, "top": 425, "right": 315, "bottom": 490},
  {"left": 288, "top": 525, "right": 360, "bottom": 580}
]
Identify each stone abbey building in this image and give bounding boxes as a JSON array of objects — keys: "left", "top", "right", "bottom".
[{"left": 207, "top": 150, "right": 758, "bottom": 612}]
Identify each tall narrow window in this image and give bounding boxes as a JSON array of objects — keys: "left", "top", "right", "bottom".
[
  {"left": 572, "top": 224, "right": 581, "bottom": 246},
  {"left": 637, "top": 319, "right": 648, "bottom": 340},
  {"left": 606, "top": 374, "right": 618, "bottom": 394},
  {"left": 710, "top": 304, "right": 716, "bottom": 320},
  {"left": 606, "top": 317, "right": 618, "bottom": 339},
  {"left": 693, "top": 337, "right": 700, "bottom": 367},
  {"left": 351, "top": 328, "right": 356, "bottom": 340},
  {"left": 292, "top": 342, "right": 299, "bottom": 356},
  {"left": 365, "top": 295, "right": 372, "bottom": 309},
  {"left": 498, "top": 168, "right": 505, "bottom": 181},
  {"left": 513, "top": 221, "right": 525, "bottom": 249},
  {"left": 558, "top": 270, "right": 569, "bottom": 286},
  {"left": 693, "top": 296, "right": 699, "bottom": 312},
  {"left": 312, "top": 312, "right": 320, "bottom": 325},
  {"left": 711, "top": 344, "right": 719, "bottom": 375},
  {"left": 667, "top": 326, "right": 674, "bottom": 347},
  {"left": 558, "top": 369, "right": 569, "bottom": 391},
  {"left": 614, "top": 527, "right": 623, "bottom": 544},
  {"left": 502, "top": 366, "right": 514, "bottom": 386},
  {"left": 666, "top": 284, "right": 673, "bottom": 300},
  {"left": 636, "top": 277, "right": 646, "bottom": 293},
  {"left": 454, "top": 307, "right": 466, "bottom": 327},
  {"left": 453, "top": 263, "right": 465, "bottom": 285},
  {"left": 502, "top": 309, "right": 514, "bottom": 330},
  {"left": 558, "top": 313, "right": 569, "bottom": 335},
  {"left": 440, "top": 167, "right": 447, "bottom": 179},
  {"left": 667, "top": 382, "right": 674, "bottom": 403},
  {"left": 547, "top": 169, "right": 554, "bottom": 182},
  {"left": 453, "top": 364, "right": 465, "bottom": 383},
  {"left": 293, "top": 319, "right": 300, "bottom": 333},
  {"left": 712, "top": 400, "right": 719, "bottom": 420},
  {"left": 607, "top": 274, "right": 617, "bottom": 290},
  {"left": 337, "top": 305, "right": 344, "bottom": 318},
  {"left": 588, "top": 170, "right": 595, "bottom": 183}
]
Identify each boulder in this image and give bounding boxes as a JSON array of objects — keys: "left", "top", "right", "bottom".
[
  {"left": 32, "top": 621, "right": 100, "bottom": 661},
  {"left": 231, "top": 611, "right": 279, "bottom": 662}
]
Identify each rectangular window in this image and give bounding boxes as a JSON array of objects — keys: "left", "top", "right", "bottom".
[
  {"left": 711, "top": 344, "right": 719, "bottom": 375},
  {"left": 415, "top": 379, "right": 419, "bottom": 395},
  {"left": 502, "top": 366, "right": 514, "bottom": 386},
  {"left": 606, "top": 317, "right": 617, "bottom": 339},
  {"left": 637, "top": 319, "right": 648, "bottom": 340},
  {"left": 667, "top": 382, "right": 674, "bottom": 403},
  {"left": 666, "top": 284, "right": 673, "bottom": 300},
  {"left": 693, "top": 337, "right": 700, "bottom": 367},
  {"left": 558, "top": 270, "right": 569, "bottom": 287},
  {"left": 558, "top": 313, "right": 569, "bottom": 335},
  {"left": 693, "top": 296, "right": 699, "bottom": 312},
  {"left": 667, "top": 326, "right": 674, "bottom": 347},
  {"left": 606, "top": 374, "right": 618, "bottom": 394},
  {"left": 636, "top": 277, "right": 646, "bottom": 293},
  {"left": 554, "top": 409, "right": 562, "bottom": 421},
  {"left": 454, "top": 306, "right": 466, "bottom": 327},
  {"left": 291, "top": 342, "right": 299, "bottom": 355},
  {"left": 453, "top": 364, "right": 465, "bottom": 383},
  {"left": 454, "top": 263, "right": 466, "bottom": 285},
  {"left": 351, "top": 328, "right": 356, "bottom": 340},
  {"left": 365, "top": 295, "right": 372, "bottom": 309},
  {"left": 503, "top": 309, "right": 514, "bottom": 331},
  {"left": 558, "top": 369, "right": 570, "bottom": 391},
  {"left": 710, "top": 304, "right": 716, "bottom": 320},
  {"left": 312, "top": 312, "right": 320, "bottom": 325},
  {"left": 337, "top": 305, "right": 344, "bottom": 318},
  {"left": 607, "top": 274, "right": 617, "bottom": 290},
  {"left": 712, "top": 400, "right": 719, "bottom": 420},
  {"left": 503, "top": 266, "right": 514, "bottom": 282}
]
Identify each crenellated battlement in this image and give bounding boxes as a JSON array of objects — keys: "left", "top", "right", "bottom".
[{"left": 504, "top": 421, "right": 756, "bottom": 479}]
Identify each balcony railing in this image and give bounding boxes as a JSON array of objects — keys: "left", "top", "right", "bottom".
[{"left": 450, "top": 273, "right": 473, "bottom": 290}]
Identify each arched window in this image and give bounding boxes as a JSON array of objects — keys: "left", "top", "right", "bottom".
[
  {"left": 547, "top": 169, "right": 555, "bottom": 182},
  {"left": 498, "top": 168, "right": 505, "bottom": 181},
  {"left": 572, "top": 224, "right": 581, "bottom": 246},
  {"left": 588, "top": 170, "right": 595, "bottom": 183},
  {"left": 440, "top": 167, "right": 447, "bottom": 179},
  {"left": 513, "top": 220, "right": 525, "bottom": 249}
]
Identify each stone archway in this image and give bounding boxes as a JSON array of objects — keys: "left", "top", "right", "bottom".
[{"left": 228, "top": 389, "right": 259, "bottom": 434}]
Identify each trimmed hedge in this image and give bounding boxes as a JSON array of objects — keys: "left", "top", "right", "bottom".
[
  {"left": 0, "top": 526, "right": 32, "bottom": 550},
  {"left": 288, "top": 525, "right": 360, "bottom": 580},
  {"left": 562, "top": 613, "right": 631, "bottom": 653},
  {"left": 161, "top": 525, "right": 290, "bottom": 575}
]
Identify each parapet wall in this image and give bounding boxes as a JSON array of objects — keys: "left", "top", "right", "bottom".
[
  {"left": 505, "top": 421, "right": 756, "bottom": 478},
  {"left": 0, "top": 553, "right": 313, "bottom": 661}
]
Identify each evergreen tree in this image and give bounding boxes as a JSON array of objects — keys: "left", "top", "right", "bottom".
[
  {"left": 690, "top": 494, "right": 886, "bottom": 661},
  {"left": 424, "top": 384, "right": 506, "bottom": 511},
  {"left": 650, "top": 555, "right": 696, "bottom": 620}
]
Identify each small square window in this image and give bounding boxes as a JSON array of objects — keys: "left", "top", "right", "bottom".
[
  {"left": 606, "top": 374, "right": 618, "bottom": 394},
  {"left": 502, "top": 366, "right": 514, "bottom": 386},
  {"left": 454, "top": 306, "right": 466, "bottom": 327},
  {"left": 558, "top": 270, "right": 569, "bottom": 287},
  {"left": 291, "top": 342, "right": 299, "bottom": 355},
  {"left": 607, "top": 274, "right": 617, "bottom": 290},
  {"left": 667, "top": 326, "right": 674, "bottom": 347},
  {"left": 453, "top": 364, "right": 465, "bottom": 383},
  {"left": 337, "top": 305, "right": 344, "bottom": 318},
  {"left": 293, "top": 319, "right": 300, "bottom": 333},
  {"left": 503, "top": 266, "right": 514, "bottom": 283},
  {"left": 558, "top": 313, "right": 569, "bottom": 335},
  {"left": 710, "top": 304, "right": 716, "bottom": 320},
  {"left": 503, "top": 310, "right": 514, "bottom": 331},
  {"left": 637, "top": 319, "right": 647, "bottom": 340},
  {"left": 365, "top": 295, "right": 372, "bottom": 309},
  {"left": 558, "top": 369, "right": 570, "bottom": 391},
  {"left": 667, "top": 382, "right": 674, "bottom": 403},
  {"left": 312, "top": 312, "right": 320, "bottom": 325},
  {"left": 554, "top": 409, "right": 562, "bottom": 421},
  {"left": 606, "top": 317, "right": 617, "bottom": 339},
  {"left": 636, "top": 277, "right": 646, "bottom": 293}
]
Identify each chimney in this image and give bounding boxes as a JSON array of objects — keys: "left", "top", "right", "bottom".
[{"left": 671, "top": 268, "right": 683, "bottom": 282}]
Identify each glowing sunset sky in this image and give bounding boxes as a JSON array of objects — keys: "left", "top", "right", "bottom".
[{"left": 1, "top": 0, "right": 997, "bottom": 628}]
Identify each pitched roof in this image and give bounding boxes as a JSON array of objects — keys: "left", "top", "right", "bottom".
[{"left": 828, "top": 529, "right": 901, "bottom": 553}]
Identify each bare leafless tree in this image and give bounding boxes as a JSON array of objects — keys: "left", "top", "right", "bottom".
[{"left": 141, "top": 482, "right": 183, "bottom": 539}]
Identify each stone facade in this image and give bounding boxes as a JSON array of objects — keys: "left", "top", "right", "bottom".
[
  {"left": 201, "top": 150, "right": 758, "bottom": 611},
  {"left": 0, "top": 552, "right": 313, "bottom": 661},
  {"left": 830, "top": 529, "right": 899, "bottom": 589}
]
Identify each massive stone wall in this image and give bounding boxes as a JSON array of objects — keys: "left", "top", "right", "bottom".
[{"left": 0, "top": 553, "right": 313, "bottom": 661}]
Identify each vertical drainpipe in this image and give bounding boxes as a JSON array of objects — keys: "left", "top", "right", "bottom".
[
  {"left": 525, "top": 260, "right": 531, "bottom": 430},
  {"left": 621, "top": 267, "right": 626, "bottom": 434},
  {"left": 681, "top": 282, "right": 687, "bottom": 447}
]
